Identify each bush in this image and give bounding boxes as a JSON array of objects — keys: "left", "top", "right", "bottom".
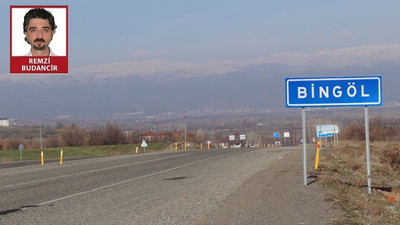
[
  {"left": 342, "top": 121, "right": 365, "bottom": 141},
  {"left": 381, "top": 143, "right": 400, "bottom": 171},
  {"left": 102, "top": 123, "right": 126, "bottom": 145},
  {"left": 342, "top": 118, "right": 400, "bottom": 142},
  {"left": 86, "top": 127, "right": 104, "bottom": 146},
  {"left": 61, "top": 124, "right": 85, "bottom": 146},
  {"left": 0, "top": 138, "right": 22, "bottom": 150},
  {"left": 46, "top": 134, "right": 62, "bottom": 148},
  {"left": 84, "top": 124, "right": 126, "bottom": 146}
]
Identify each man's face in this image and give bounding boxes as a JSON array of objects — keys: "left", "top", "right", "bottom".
[{"left": 24, "top": 18, "right": 54, "bottom": 51}]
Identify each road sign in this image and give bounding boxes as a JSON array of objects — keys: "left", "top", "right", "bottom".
[
  {"left": 285, "top": 75, "right": 382, "bottom": 192},
  {"left": 273, "top": 132, "right": 280, "bottom": 138},
  {"left": 316, "top": 124, "right": 340, "bottom": 138},
  {"left": 285, "top": 76, "right": 382, "bottom": 107},
  {"left": 141, "top": 140, "right": 147, "bottom": 148},
  {"left": 18, "top": 144, "right": 24, "bottom": 161},
  {"left": 283, "top": 132, "right": 290, "bottom": 138},
  {"left": 229, "top": 135, "right": 235, "bottom": 141},
  {"left": 317, "top": 132, "right": 333, "bottom": 138}
]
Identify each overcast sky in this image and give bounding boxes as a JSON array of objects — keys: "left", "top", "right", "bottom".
[{"left": 1, "top": 0, "right": 400, "bottom": 77}]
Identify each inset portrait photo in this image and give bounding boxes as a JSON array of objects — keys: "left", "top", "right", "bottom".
[{"left": 10, "top": 5, "right": 68, "bottom": 74}]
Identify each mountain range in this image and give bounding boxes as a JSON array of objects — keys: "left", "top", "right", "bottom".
[{"left": 1, "top": 44, "right": 399, "bottom": 119}]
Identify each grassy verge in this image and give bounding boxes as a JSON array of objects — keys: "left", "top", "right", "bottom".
[
  {"left": 318, "top": 141, "right": 400, "bottom": 224},
  {"left": 0, "top": 143, "right": 170, "bottom": 163}
]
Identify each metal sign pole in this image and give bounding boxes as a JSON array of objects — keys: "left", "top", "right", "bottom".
[
  {"left": 302, "top": 107, "right": 307, "bottom": 185},
  {"left": 332, "top": 124, "right": 335, "bottom": 147},
  {"left": 365, "top": 106, "right": 372, "bottom": 194},
  {"left": 18, "top": 144, "right": 24, "bottom": 161}
]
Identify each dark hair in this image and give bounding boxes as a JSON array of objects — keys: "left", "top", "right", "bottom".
[{"left": 23, "top": 8, "right": 57, "bottom": 33}]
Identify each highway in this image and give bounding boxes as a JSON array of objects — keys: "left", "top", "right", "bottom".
[{"left": 0, "top": 147, "right": 297, "bottom": 224}]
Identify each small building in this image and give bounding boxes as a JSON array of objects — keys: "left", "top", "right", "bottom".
[{"left": 0, "top": 118, "right": 9, "bottom": 127}]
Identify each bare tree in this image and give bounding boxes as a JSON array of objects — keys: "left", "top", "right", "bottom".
[
  {"left": 61, "top": 124, "right": 85, "bottom": 146},
  {"left": 102, "top": 123, "right": 126, "bottom": 145},
  {"left": 46, "top": 134, "right": 61, "bottom": 148},
  {"left": 196, "top": 129, "right": 207, "bottom": 143},
  {"left": 126, "top": 130, "right": 141, "bottom": 144},
  {"left": 0, "top": 138, "right": 21, "bottom": 150},
  {"left": 86, "top": 127, "right": 104, "bottom": 146}
]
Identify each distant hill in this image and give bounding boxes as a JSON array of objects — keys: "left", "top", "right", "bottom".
[{"left": 1, "top": 44, "right": 400, "bottom": 119}]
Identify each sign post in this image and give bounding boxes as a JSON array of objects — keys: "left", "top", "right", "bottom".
[
  {"left": 141, "top": 140, "right": 147, "bottom": 152},
  {"left": 316, "top": 124, "right": 340, "bottom": 147},
  {"left": 302, "top": 107, "right": 307, "bottom": 185},
  {"left": 18, "top": 144, "right": 24, "bottom": 161},
  {"left": 365, "top": 106, "right": 372, "bottom": 194},
  {"left": 285, "top": 76, "right": 382, "bottom": 192}
]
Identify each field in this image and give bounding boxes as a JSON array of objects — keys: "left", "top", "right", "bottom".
[{"left": 318, "top": 141, "right": 400, "bottom": 224}]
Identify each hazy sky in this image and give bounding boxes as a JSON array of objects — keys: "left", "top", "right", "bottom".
[
  {"left": 1, "top": 0, "right": 400, "bottom": 118},
  {"left": 2, "top": 0, "right": 400, "bottom": 75}
]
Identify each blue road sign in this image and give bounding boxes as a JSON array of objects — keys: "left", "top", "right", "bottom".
[
  {"left": 316, "top": 131, "right": 333, "bottom": 138},
  {"left": 285, "top": 76, "right": 382, "bottom": 107},
  {"left": 273, "top": 132, "right": 280, "bottom": 138}
]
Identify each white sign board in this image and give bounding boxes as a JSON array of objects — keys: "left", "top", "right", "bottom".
[
  {"left": 239, "top": 134, "right": 246, "bottom": 140},
  {"left": 283, "top": 132, "right": 290, "bottom": 138},
  {"left": 141, "top": 140, "right": 148, "bottom": 148},
  {"left": 316, "top": 124, "right": 340, "bottom": 137},
  {"left": 229, "top": 135, "right": 235, "bottom": 141}
]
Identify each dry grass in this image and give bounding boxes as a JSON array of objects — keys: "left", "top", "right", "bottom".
[{"left": 318, "top": 141, "right": 400, "bottom": 224}]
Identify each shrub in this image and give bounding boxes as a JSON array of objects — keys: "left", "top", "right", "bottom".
[
  {"left": 102, "top": 123, "right": 126, "bottom": 145},
  {"left": 381, "top": 143, "right": 400, "bottom": 171},
  {"left": 86, "top": 127, "right": 104, "bottom": 146},
  {"left": 0, "top": 138, "right": 22, "bottom": 150},
  {"left": 342, "top": 118, "right": 400, "bottom": 142},
  {"left": 61, "top": 124, "right": 85, "bottom": 146},
  {"left": 342, "top": 121, "right": 365, "bottom": 141}
]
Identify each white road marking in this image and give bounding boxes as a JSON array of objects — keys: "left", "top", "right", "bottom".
[
  {"left": 1, "top": 153, "right": 199, "bottom": 190},
  {"left": 37, "top": 154, "right": 223, "bottom": 206}
]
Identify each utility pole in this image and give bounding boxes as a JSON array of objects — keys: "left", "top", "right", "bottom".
[
  {"left": 40, "top": 121, "right": 43, "bottom": 149},
  {"left": 184, "top": 116, "right": 187, "bottom": 146}
]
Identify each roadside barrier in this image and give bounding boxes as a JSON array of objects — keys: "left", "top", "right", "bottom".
[
  {"left": 314, "top": 141, "right": 321, "bottom": 169},
  {"left": 60, "top": 150, "right": 63, "bottom": 165},
  {"left": 41, "top": 151, "right": 44, "bottom": 166},
  {"left": 40, "top": 149, "right": 65, "bottom": 166}
]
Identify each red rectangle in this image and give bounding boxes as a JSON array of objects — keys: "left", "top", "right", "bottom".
[{"left": 10, "top": 56, "right": 68, "bottom": 74}]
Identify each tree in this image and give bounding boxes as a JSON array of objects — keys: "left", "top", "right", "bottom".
[
  {"left": 102, "top": 123, "right": 126, "bottom": 145},
  {"left": 126, "top": 130, "right": 141, "bottom": 144},
  {"left": 86, "top": 127, "right": 104, "bottom": 146},
  {"left": 46, "top": 134, "right": 61, "bottom": 148},
  {"left": 61, "top": 124, "right": 85, "bottom": 146}
]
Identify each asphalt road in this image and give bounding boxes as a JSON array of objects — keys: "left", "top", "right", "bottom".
[{"left": 0, "top": 147, "right": 341, "bottom": 225}]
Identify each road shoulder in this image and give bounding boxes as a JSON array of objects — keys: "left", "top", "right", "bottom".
[{"left": 198, "top": 149, "right": 344, "bottom": 225}]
